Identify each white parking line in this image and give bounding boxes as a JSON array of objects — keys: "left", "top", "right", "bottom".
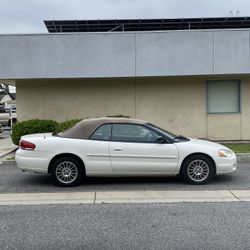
[{"left": 0, "top": 190, "right": 249, "bottom": 206}]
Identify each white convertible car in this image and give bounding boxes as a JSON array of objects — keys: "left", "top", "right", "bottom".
[{"left": 16, "top": 117, "right": 237, "bottom": 187}]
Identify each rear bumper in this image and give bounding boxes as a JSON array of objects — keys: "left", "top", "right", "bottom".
[{"left": 16, "top": 149, "right": 50, "bottom": 173}]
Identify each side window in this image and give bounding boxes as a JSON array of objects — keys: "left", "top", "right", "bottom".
[
  {"left": 90, "top": 124, "right": 111, "bottom": 141},
  {"left": 112, "top": 124, "right": 160, "bottom": 143}
]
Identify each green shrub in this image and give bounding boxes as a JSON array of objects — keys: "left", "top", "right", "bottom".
[
  {"left": 11, "top": 119, "right": 59, "bottom": 145},
  {"left": 56, "top": 119, "right": 82, "bottom": 133}
]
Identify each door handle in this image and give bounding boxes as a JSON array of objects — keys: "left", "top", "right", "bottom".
[{"left": 113, "top": 148, "right": 123, "bottom": 151}]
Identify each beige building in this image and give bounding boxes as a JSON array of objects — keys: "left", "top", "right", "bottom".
[
  {"left": 16, "top": 75, "right": 248, "bottom": 141},
  {"left": 2, "top": 18, "right": 250, "bottom": 140}
]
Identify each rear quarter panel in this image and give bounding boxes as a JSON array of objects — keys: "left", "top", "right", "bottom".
[{"left": 16, "top": 135, "right": 112, "bottom": 175}]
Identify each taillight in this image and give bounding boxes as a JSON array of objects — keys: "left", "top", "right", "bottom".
[{"left": 20, "top": 140, "right": 36, "bottom": 151}]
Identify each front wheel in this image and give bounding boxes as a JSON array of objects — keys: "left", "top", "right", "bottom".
[
  {"left": 181, "top": 155, "right": 215, "bottom": 185},
  {"left": 52, "top": 157, "right": 83, "bottom": 187}
]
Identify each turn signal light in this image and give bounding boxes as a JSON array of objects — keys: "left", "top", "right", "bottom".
[{"left": 20, "top": 140, "right": 36, "bottom": 151}]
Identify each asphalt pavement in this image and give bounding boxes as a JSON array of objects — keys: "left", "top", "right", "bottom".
[
  {"left": 1, "top": 202, "right": 250, "bottom": 250},
  {"left": 0, "top": 162, "right": 249, "bottom": 193}
]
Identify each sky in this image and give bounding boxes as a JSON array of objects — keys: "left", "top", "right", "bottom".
[{"left": 0, "top": 0, "right": 250, "bottom": 34}]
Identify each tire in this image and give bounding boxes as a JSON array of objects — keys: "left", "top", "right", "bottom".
[
  {"left": 181, "top": 155, "right": 215, "bottom": 185},
  {"left": 51, "top": 157, "right": 84, "bottom": 187}
]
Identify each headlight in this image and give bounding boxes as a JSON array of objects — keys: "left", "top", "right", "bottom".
[{"left": 218, "top": 149, "right": 233, "bottom": 157}]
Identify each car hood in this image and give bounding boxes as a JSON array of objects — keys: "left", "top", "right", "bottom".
[{"left": 177, "top": 138, "right": 231, "bottom": 151}]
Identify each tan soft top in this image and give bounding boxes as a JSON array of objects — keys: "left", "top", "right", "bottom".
[{"left": 59, "top": 117, "right": 147, "bottom": 139}]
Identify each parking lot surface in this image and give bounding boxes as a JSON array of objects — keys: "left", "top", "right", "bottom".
[
  {"left": 0, "top": 162, "right": 249, "bottom": 193},
  {"left": 1, "top": 202, "right": 250, "bottom": 250}
]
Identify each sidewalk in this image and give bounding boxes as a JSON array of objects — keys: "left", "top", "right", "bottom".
[
  {"left": 0, "top": 190, "right": 249, "bottom": 206},
  {"left": 0, "top": 136, "right": 18, "bottom": 159}
]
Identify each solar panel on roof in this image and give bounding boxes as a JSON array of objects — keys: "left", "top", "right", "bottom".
[{"left": 44, "top": 17, "right": 250, "bottom": 33}]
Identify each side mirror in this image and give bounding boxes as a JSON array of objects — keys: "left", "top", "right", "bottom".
[{"left": 156, "top": 137, "right": 166, "bottom": 144}]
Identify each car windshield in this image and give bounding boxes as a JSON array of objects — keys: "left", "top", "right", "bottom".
[{"left": 147, "top": 123, "right": 189, "bottom": 142}]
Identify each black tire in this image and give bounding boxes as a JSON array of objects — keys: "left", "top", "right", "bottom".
[
  {"left": 180, "top": 155, "right": 215, "bottom": 185},
  {"left": 51, "top": 157, "right": 84, "bottom": 187}
]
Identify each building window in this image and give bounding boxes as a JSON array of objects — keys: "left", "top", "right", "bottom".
[{"left": 207, "top": 80, "right": 240, "bottom": 114}]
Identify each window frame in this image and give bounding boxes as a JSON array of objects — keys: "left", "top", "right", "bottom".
[
  {"left": 110, "top": 123, "right": 172, "bottom": 144},
  {"left": 206, "top": 80, "right": 241, "bottom": 114},
  {"left": 88, "top": 123, "right": 173, "bottom": 143},
  {"left": 89, "top": 123, "right": 112, "bottom": 141}
]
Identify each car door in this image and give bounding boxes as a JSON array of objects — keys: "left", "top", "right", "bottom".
[
  {"left": 109, "top": 123, "right": 178, "bottom": 174},
  {"left": 86, "top": 124, "right": 113, "bottom": 175}
]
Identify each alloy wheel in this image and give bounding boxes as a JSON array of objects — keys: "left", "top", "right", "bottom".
[
  {"left": 55, "top": 161, "right": 78, "bottom": 184},
  {"left": 187, "top": 159, "right": 210, "bottom": 182}
]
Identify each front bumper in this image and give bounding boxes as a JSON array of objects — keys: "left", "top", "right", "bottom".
[{"left": 215, "top": 154, "right": 237, "bottom": 175}]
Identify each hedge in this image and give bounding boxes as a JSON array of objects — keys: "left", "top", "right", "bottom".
[{"left": 11, "top": 119, "right": 81, "bottom": 145}]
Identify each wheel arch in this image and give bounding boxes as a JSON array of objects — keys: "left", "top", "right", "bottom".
[
  {"left": 48, "top": 153, "right": 86, "bottom": 175},
  {"left": 179, "top": 153, "right": 217, "bottom": 175}
]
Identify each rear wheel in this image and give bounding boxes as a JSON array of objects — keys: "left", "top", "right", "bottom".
[
  {"left": 52, "top": 157, "right": 83, "bottom": 187},
  {"left": 181, "top": 155, "right": 215, "bottom": 185}
]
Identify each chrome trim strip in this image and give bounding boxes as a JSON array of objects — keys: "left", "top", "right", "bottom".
[
  {"left": 87, "top": 154, "right": 177, "bottom": 159},
  {"left": 109, "top": 154, "right": 177, "bottom": 159},
  {"left": 87, "top": 154, "right": 109, "bottom": 157}
]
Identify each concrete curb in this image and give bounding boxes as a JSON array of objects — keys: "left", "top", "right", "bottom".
[
  {"left": 0, "top": 160, "right": 16, "bottom": 165},
  {"left": 0, "top": 190, "right": 249, "bottom": 206},
  {"left": 0, "top": 148, "right": 17, "bottom": 159},
  {"left": 236, "top": 153, "right": 250, "bottom": 162}
]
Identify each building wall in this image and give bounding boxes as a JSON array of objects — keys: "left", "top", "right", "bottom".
[
  {"left": 16, "top": 76, "right": 250, "bottom": 140},
  {"left": 242, "top": 78, "right": 250, "bottom": 139},
  {"left": 135, "top": 77, "right": 207, "bottom": 138},
  {"left": 1, "top": 29, "right": 250, "bottom": 79},
  {"left": 16, "top": 78, "right": 136, "bottom": 122}
]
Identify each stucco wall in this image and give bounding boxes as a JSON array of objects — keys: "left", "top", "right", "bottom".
[
  {"left": 16, "top": 78, "right": 136, "bottom": 122},
  {"left": 16, "top": 76, "right": 250, "bottom": 140},
  {"left": 135, "top": 78, "right": 207, "bottom": 138},
  {"left": 2, "top": 29, "right": 250, "bottom": 79},
  {"left": 242, "top": 78, "right": 250, "bottom": 139}
]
